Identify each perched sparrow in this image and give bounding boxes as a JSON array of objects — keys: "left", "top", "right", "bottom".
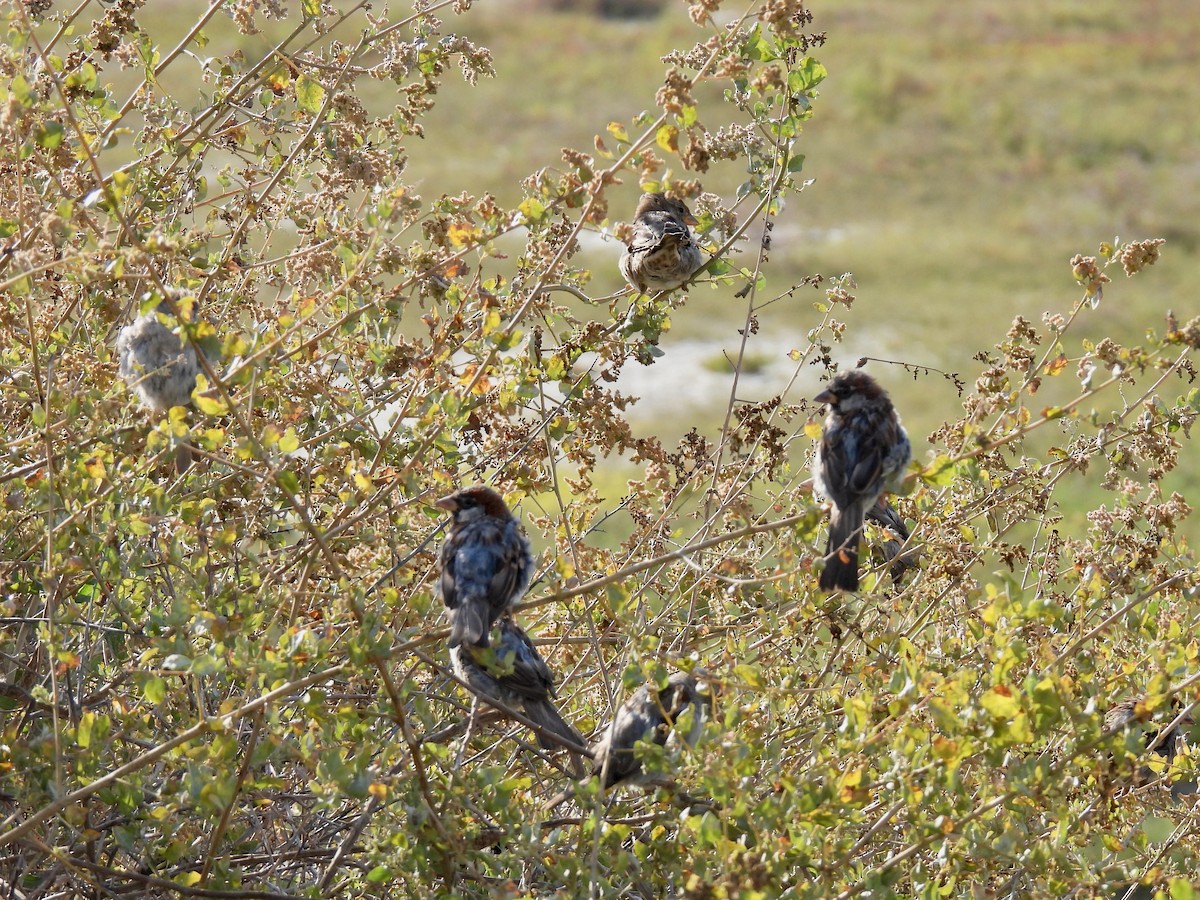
[
  {"left": 591, "top": 672, "right": 711, "bottom": 789},
  {"left": 117, "top": 303, "right": 201, "bottom": 414},
  {"left": 1105, "top": 696, "right": 1194, "bottom": 762},
  {"left": 619, "top": 192, "right": 704, "bottom": 294},
  {"left": 1105, "top": 696, "right": 1196, "bottom": 797},
  {"left": 436, "top": 486, "right": 534, "bottom": 648},
  {"left": 451, "top": 615, "right": 584, "bottom": 753},
  {"left": 117, "top": 300, "right": 205, "bottom": 473},
  {"left": 865, "top": 497, "right": 919, "bottom": 584},
  {"left": 812, "top": 371, "right": 911, "bottom": 592}
]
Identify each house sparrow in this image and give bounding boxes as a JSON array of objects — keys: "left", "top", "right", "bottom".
[
  {"left": 436, "top": 486, "right": 534, "bottom": 649},
  {"left": 117, "top": 300, "right": 204, "bottom": 473},
  {"left": 1105, "top": 696, "right": 1196, "bottom": 797},
  {"left": 1105, "top": 696, "right": 1193, "bottom": 762},
  {"left": 117, "top": 303, "right": 201, "bottom": 413},
  {"left": 619, "top": 192, "right": 704, "bottom": 294},
  {"left": 451, "top": 615, "right": 584, "bottom": 753},
  {"left": 865, "top": 498, "right": 919, "bottom": 584},
  {"left": 812, "top": 370, "right": 911, "bottom": 592},
  {"left": 591, "top": 672, "right": 711, "bottom": 789}
]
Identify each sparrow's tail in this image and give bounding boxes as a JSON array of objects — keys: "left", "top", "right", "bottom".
[
  {"left": 820, "top": 503, "right": 867, "bottom": 592},
  {"left": 174, "top": 441, "right": 194, "bottom": 475},
  {"left": 447, "top": 602, "right": 488, "bottom": 649},
  {"left": 525, "top": 699, "right": 585, "bottom": 753}
]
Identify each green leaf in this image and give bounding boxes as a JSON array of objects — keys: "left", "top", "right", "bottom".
[
  {"left": 278, "top": 427, "right": 301, "bottom": 455},
  {"left": 143, "top": 676, "right": 166, "bottom": 705},
  {"left": 191, "top": 654, "right": 221, "bottom": 677},
  {"left": 77, "top": 711, "right": 94, "bottom": 748},
  {"left": 734, "top": 664, "right": 764, "bottom": 689},
  {"left": 276, "top": 470, "right": 301, "bottom": 493},
  {"left": 788, "top": 58, "right": 828, "bottom": 92},
  {"left": 36, "top": 122, "right": 64, "bottom": 150},
  {"left": 655, "top": 124, "right": 679, "bottom": 152},
  {"left": 193, "top": 393, "right": 229, "bottom": 416},
  {"left": 518, "top": 197, "right": 546, "bottom": 224},
  {"left": 921, "top": 454, "right": 959, "bottom": 487},
  {"left": 704, "top": 258, "right": 732, "bottom": 277},
  {"left": 302, "top": 0, "right": 322, "bottom": 17},
  {"left": 980, "top": 686, "right": 1019, "bottom": 720},
  {"left": 742, "top": 28, "right": 778, "bottom": 62},
  {"left": 296, "top": 75, "right": 326, "bottom": 115}
]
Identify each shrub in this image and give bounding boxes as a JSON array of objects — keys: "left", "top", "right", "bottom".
[{"left": 0, "top": 0, "right": 1196, "bottom": 896}]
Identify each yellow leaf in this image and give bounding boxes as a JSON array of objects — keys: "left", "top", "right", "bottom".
[
  {"left": 81, "top": 455, "right": 106, "bottom": 481},
  {"left": 804, "top": 421, "right": 822, "bottom": 440},
  {"left": 980, "top": 685, "right": 1020, "bottom": 720},
  {"left": 194, "top": 393, "right": 229, "bottom": 416},
  {"left": 518, "top": 198, "right": 546, "bottom": 223},
  {"left": 481, "top": 308, "right": 502, "bottom": 335},
  {"left": 607, "top": 121, "right": 630, "bottom": 143},
  {"left": 933, "top": 736, "right": 956, "bottom": 759},
  {"left": 278, "top": 427, "right": 300, "bottom": 455},
  {"left": 447, "top": 222, "right": 476, "bottom": 246},
  {"left": 1044, "top": 354, "right": 1069, "bottom": 376},
  {"left": 655, "top": 124, "right": 679, "bottom": 152},
  {"left": 295, "top": 74, "right": 325, "bottom": 115}
]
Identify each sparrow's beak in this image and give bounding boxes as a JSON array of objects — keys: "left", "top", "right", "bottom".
[
  {"left": 814, "top": 389, "right": 835, "bottom": 406},
  {"left": 434, "top": 494, "right": 458, "bottom": 512},
  {"left": 683, "top": 213, "right": 698, "bottom": 226}
]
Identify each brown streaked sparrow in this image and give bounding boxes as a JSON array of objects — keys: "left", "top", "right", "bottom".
[
  {"left": 1105, "top": 695, "right": 1196, "bottom": 796},
  {"left": 619, "top": 192, "right": 704, "bottom": 294},
  {"left": 1106, "top": 696, "right": 1193, "bottom": 762},
  {"left": 812, "top": 370, "right": 911, "bottom": 592}
]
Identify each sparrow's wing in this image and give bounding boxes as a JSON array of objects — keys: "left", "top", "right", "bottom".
[
  {"left": 440, "top": 519, "right": 531, "bottom": 614},
  {"left": 490, "top": 623, "right": 556, "bottom": 703},
  {"left": 865, "top": 497, "right": 909, "bottom": 541},
  {"left": 821, "top": 414, "right": 904, "bottom": 503},
  {"left": 626, "top": 213, "right": 692, "bottom": 254}
]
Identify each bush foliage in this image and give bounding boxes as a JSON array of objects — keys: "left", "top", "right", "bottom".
[{"left": 2, "top": 0, "right": 1199, "bottom": 897}]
